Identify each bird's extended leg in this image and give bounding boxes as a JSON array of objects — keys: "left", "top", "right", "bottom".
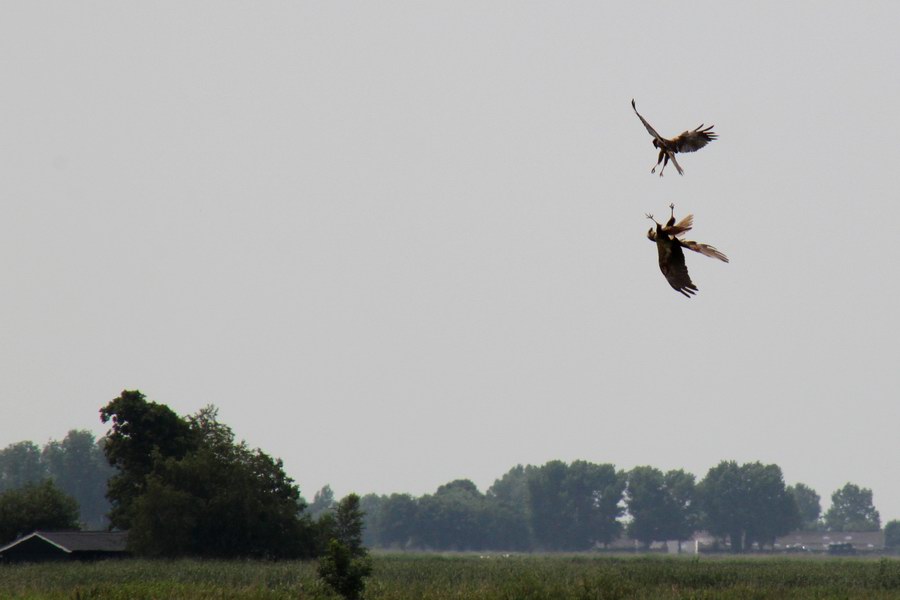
[
  {"left": 645, "top": 213, "right": 659, "bottom": 226},
  {"left": 658, "top": 153, "right": 670, "bottom": 177},
  {"left": 669, "top": 153, "right": 684, "bottom": 176},
  {"left": 651, "top": 150, "right": 665, "bottom": 174},
  {"left": 666, "top": 203, "right": 676, "bottom": 228}
]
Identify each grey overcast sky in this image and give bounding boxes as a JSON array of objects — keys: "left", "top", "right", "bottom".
[{"left": 3, "top": 2, "right": 900, "bottom": 519}]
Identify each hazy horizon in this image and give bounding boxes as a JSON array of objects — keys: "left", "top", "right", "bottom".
[{"left": 3, "top": 3, "right": 899, "bottom": 521}]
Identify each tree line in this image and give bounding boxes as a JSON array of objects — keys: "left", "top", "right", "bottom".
[
  {"left": 0, "top": 390, "right": 891, "bottom": 556},
  {"left": 0, "top": 430, "right": 113, "bottom": 530},
  {"left": 328, "top": 465, "right": 883, "bottom": 553}
]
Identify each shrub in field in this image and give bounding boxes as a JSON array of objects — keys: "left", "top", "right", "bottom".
[
  {"left": 318, "top": 539, "right": 373, "bottom": 600},
  {"left": 318, "top": 494, "right": 373, "bottom": 600}
]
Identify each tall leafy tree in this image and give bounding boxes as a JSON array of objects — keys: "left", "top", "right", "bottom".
[
  {"left": 824, "top": 483, "right": 880, "bottom": 531},
  {"left": 698, "top": 461, "right": 798, "bottom": 552},
  {"left": 787, "top": 483, "right": 821, "bottom": 531},
  {"left": 377, "top": 493, "right": 417, "bottom": 549},
  {"left": 487, "top": 465, "right": 533, "bottom": 517},
  {"left": 318, "top": 494, "right": 373, "bottom": 600},
  {"left": 0, "top": 441, "right": 46, "bottom": 492},
  {"left": 309, "top": 485, "right": 336, "bottom": 520},
  {"left": 741, "top": 462, "right": 799, "bottom": 548},
  {"left": 101, "top": 394, "right": 315, "bottom": 558},
  {"left": 626, "top": 467, "right": 698, "bottom": 549},
  {"left": 415, "top": 479, "right": 487, "bottom": 550},
  {"left": 0, "top": 480, "right": 80, "bottom": 544},
  {"left": 42, "top": 430, "right": 115, "bottom": 529},
  {"left": 527, "top": 460, "right": 625, "bottom": 551},
  {"left": 358, "top": 493, "right": 385, "bottom": 547},
  {"left": 100, "top": 390, "right": 197, "bottom": 529},
  {"left": 884, "top": 520, "right": 900, "bottom": 551}
]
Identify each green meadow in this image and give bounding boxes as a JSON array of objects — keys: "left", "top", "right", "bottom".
[{"left": 3, "top": 554, "right": 900, "bottom": 599}]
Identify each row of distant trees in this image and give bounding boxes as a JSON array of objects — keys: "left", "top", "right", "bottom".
[
  {"left": 0, "top": 389, "right": 890, "bottom": 556},
  {"left": 311, "top": 464, "right": 883, "bottom": 553}
]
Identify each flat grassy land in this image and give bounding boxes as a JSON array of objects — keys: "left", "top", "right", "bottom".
[{"left": 3, "top": 553, "right": 900, "bottom": 599}]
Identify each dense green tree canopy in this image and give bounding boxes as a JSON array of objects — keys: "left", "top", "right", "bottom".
[
  {"left": 824, "top": 483, "right": 880, "bottom": 532},
  {"left": 528, "top": 460, "right": 625, "bottom": 551},
  {"left": 309, "top": 485, "right": 336, "bottom": 521},
  {"left": 0, "top": 480, "right": 80, "bottom": 544},
  {"left": 626, "top": 467, "right": 698, "bottom": 548},
  {"left": 100, "top": 390, "right": 197, "bottom": 529},
  {"left": 376, "top": 493, "right": 418, "bottom": 549},
  {"left": 787, "top": 483, "right": 821, "bottom": 531},
  {"left": 42, "top": 430, "right": 115, "bottom": 529},
  {"left": 318, "top": 494, "right": 373, "bottom": 600},
  {"left": 698, "top": 461, "right": 799, "bottom": 552},
  {"left": 0, "top": 441, "right": 46, "bottom": 493},
  {"left": 884, "top": 520, "right": 900, "bottom": 550},
  {"left": 101, "top": 393, "right": 315, "bottom": 558}
]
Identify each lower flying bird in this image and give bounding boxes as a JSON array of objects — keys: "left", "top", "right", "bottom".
[
  {"left": 646, "top": 204, "right": 728, "bottom": 297},
  {"left": 631, "top": 99, "right": 717, "bottom": 176}
]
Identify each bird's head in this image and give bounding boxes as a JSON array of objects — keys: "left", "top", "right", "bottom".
[{"left": 651, "top": 139, "right": 660, "bottom": 149}]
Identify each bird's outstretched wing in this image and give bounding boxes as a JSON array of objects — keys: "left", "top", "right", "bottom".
[
  {"left": 631, "top": 99, "right": 664, "bottom": 142},
  {"left": 657, "top": 237, "right": 698, "bottom": 297},
  {"left": 672, "top": 125, "right": 717, "bottom": 153},
  {"left": 680, "top": 239, "right": 729, "bottom": 263}
]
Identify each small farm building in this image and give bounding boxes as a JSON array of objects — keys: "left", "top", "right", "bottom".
[{"left": 0, "top": 531, "right": 129, "bottom": 562}]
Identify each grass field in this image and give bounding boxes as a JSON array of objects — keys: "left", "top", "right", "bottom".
[{"left": 3, "top": 554, "right": 900, "bottom": 599}]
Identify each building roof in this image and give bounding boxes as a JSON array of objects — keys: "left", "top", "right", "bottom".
[{"left": 0, "top": 531, "right": 128, "bottom": 555}]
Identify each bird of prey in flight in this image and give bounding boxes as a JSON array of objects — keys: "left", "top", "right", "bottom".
[
  {"left": 632, "top": 99, "right": 717, "bottom": 176},
  {"left": 646, "top": 204, "right": 728, "bottom": 297}
]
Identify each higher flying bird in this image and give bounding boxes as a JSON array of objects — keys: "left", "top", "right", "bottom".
[
  {"left": 631, "top": 99, "right": 717, "bottom": 176},
  {"left": 646, "top": 204, "right": 728, "bottom": 297}
]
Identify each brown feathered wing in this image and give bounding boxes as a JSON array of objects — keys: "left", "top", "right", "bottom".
[
  {"left": 656, "top": 235, "right": 698, "bottom": 297},
  {"left": 672, "top": 125, "right": 717, "bottom": 153},
  {"left": 631, "top": 99, "right": 664, "bottom": 143},
  {"left": 680, "top": 239, "right": 729, "bottom": 263}
]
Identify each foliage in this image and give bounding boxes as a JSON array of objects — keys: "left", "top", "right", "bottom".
[
  {"left": 626, "top": 466, "right": 698, "bottom": 548},
  {"left": 309, "top": 485, "right": 336, "bottom": 521},
  {"left": 100, "top": 393, "right": 315, "bottom": 558},
  {"left": 0, "top": 441, "right": 46, "bottom": 492},
  {"left": 317, "top": 540, "right": 373, "bottom": 600},
  {"left": 698, "top": 461, "right": 799, "bottom": 552},
  {"left": 527, "top": 460, "right": 625, "bottom": 551},
  {"left": 100, "top": 390, "right": 197, "bottom": 529},
  {"left": 415, "top": 479, "right": 490, "bottom": 550},
  {"left": 825, "top": 483, "right": 881, "bottom": 532},
  {"left": 884, "top": 520, "right": 900, "bottom": 550},
  {"left": 0, "top": 480, "right": 80, "bottom": 544},
  {"left": 318, "top": 494, "right": 373, "bottom": 600},
  {"left": 788, "top": 483, "right": 822, "bottom": 531},
  {"left": 374, "top": 493, "right": 418, "bottom": 549},
  {"left": 42, "top": 430, "right": 115, "bottom": 529},
  {"left": 331, "top": 494, "right": 367, "bottom": 556},
  {"left": 358, "top": 493, "right": 385, "bottom": 547},
  {"left": 0, "top": 432, "right": 113, "bottom": 530}
]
